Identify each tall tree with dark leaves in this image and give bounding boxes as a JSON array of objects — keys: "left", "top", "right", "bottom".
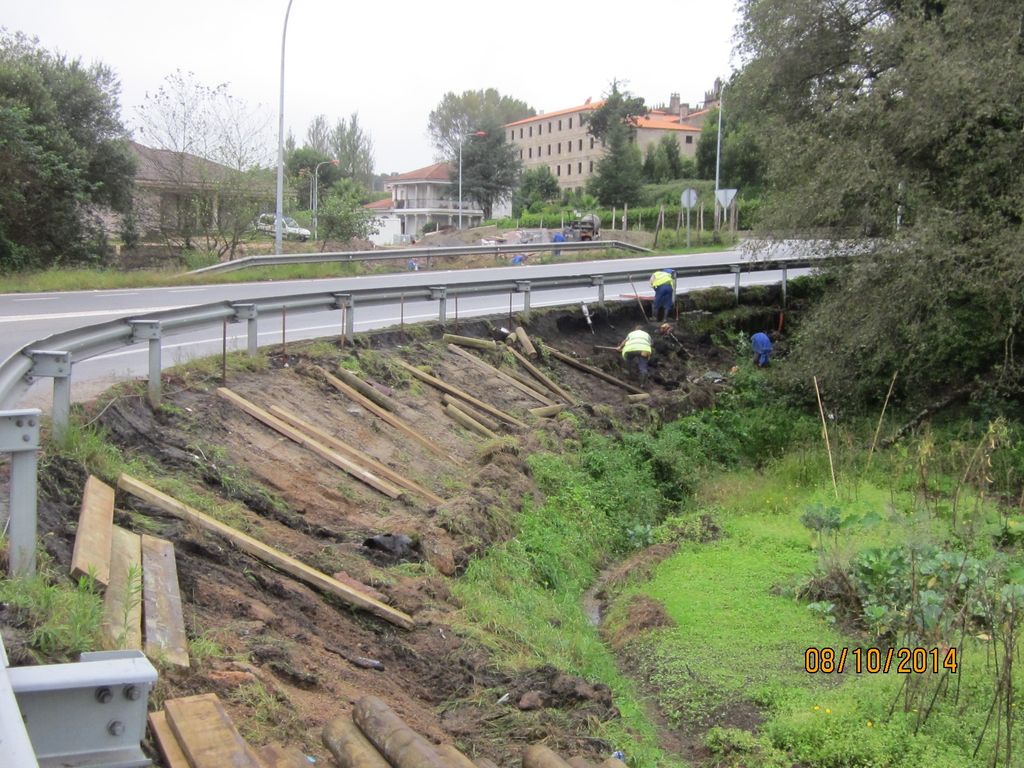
[
  {"left": 584, "top": 81, "right": 646, "bottom": 206},
  {"left": 330, "top": 112, "right": 374, "bottom": 188},
  {"left": 449, "top": 122, "right": 521, "bottom": 219},
  {"left": 428, "top": 88, "right": 534, "bottom": 160},
  {"left": 733, "top": 0, "right": 1024, "bottom": 406}
]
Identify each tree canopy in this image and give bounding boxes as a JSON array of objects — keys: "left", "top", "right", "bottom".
[
  {"left": 428, "top": 88, "right": 534, "bottom": 160},
  {"left": 448, "top": 121, "right": 521, "bottom": 219},
  {"left": 732, "top": 0, "right": 1024, "bottom": 406},
  {"left": 0, "top": 30, "right": 135, "bottom": 270},
  {"left": 514, "top": 166, "right": 560, "bottom": 215},
  {"left": 585, "top": 82, "right": 646, "bottom": 206}
]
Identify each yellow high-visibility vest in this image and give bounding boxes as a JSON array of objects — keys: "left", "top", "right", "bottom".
[
  {"left": 650, "top": 270, "right": 674, "bottom": 289},
  {"left": 621, "top": 330, "right": 652, "bottom": 358}
]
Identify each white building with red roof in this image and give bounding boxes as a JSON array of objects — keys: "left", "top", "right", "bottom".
[{"left": 366, "top": 161, "right": 485, "bottom": 239}]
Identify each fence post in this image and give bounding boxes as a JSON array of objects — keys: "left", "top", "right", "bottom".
[
  {"left": 333, "top": 294, "right": 353, "bottom": 345},
  {"left": 591, "top": 276, "right": 606, "bottom": 311},
  {"left": 232, "top": 304, "right": 258, "bottom": 356},
  {"left": 731, "top": 265, "right": 741, "bottom": 304},
  {"left": 27, "top": 350, "right": 71, "bottom": 438},
  {"left": 781, "top": 266, "right": 788, "bottom": 307},
  {"left": 516, "top": 281, "right": 532, "bottom": 316},
  {"left": 429, "top": 287, "right": 447, "bottom": 325},
  {"left": 129, "top": 321, "right": 162, "bottom": 406},
  {"left": 1, "top": 409, "right": 41, "bottom": 577}
]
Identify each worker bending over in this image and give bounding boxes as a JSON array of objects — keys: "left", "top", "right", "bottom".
[
  {"left": 751, "top": 331, "right": 773, "bottom": 367},
  {"left": 649, "top": 269, "right": 675, "bottom": 322},
  {"left": 617, "top": 326, "right": 653, "bottom": 384}
]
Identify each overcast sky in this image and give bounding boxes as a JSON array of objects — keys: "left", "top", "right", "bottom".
[{"left": 5, "top": 0, "right": 741, "bottom": 174}]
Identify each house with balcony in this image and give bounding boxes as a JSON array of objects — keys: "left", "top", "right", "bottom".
[{"left": 382, "top": 162, "right": 484, "bottom": 236}]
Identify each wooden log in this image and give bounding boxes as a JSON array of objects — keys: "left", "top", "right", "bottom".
[
  {"left": 148, "top": 711, "right": 190, "bottom": 768},
  {"left": 523, "top": 744, "right": 574, "bottom": 768},
  {"left": 529, "top": 404, "right": 566, "bottom": 418},
  {"left": 118, "top": 474, "right": 415, "bottom": 630},
  {"left": 394, "top": 359, "right": 527, "bottom": 429},
  {"left": 309, "top": 365, "right": 457, "bottom": 463},
  {"left": 437, "top": 744, "right": 478, "bottom": 768},
  {"left": 445, "top": 403, "right": 497, "bottom": 439},
  {"left": 504, "top": 366, "right": 559, "bottom": 401},
  {"left": 567, "top": 758, "right": 595, "bottom": 768},
  {"left": 353, "top": 695, "right": 448, "bottom": 768},
  {"left": 626, "top": 393, "right": 651, "bottom": 402},
  {"left": 474, "top": 759, "right": 501, "bottom": 768},
  {"left": 441, "top": 394, "right": 501, "bottom": 433},
  {"left": 101, "top": 525, "right": 142, "bottom": 651},
  {"left": 71, "top": 475, "right": 115, "bottom": 586},
  {"left": 542, "top": 345, "right": 645, "bottom": 395},
  {"left": 164, "top": 693, "right": 262, "bottom": 768},
  {"left": 442, "top": 333, "right": 497, "bottom": 350},
  {"left": 600, "top": 760, "right": 627, "bottom": 768},
  {"left": 323, "top": 716, "right": 392, "bottom": 768},
  {"left": 446, "top": 344, "right": 554, "bottom": 406},
  {"left": 335, "top": 367, "right": 401, "bottom": 413},
  {"left": 269, "top": 405, "right": 445, "bottom": 507},
  {"left": 257, "top": 743, "right": 311, "bottom": 768},
  {"left": 217, "top": 387, "right": 404, "bottom": 500},
  {"left": 508, "top": 348, "right": 575, "bottom": 404},
  {"left": 141, "top": 534, "right": 190, "bottom": 668},
  {"left": 514, "top": 327, "right": 538, "bottom": 357}
]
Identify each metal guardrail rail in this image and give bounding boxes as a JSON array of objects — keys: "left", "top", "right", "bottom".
[{"left": 187, "top": 239, "right": 651, "bottom": 275}]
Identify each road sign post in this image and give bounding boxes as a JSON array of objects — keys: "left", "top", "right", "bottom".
[{"left": 680, "top": 188, "right": 697, "bottom": 248}]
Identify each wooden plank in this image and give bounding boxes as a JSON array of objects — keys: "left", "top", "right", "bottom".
[
  {"left": 508, "top": 347, "right": 576, "bottom": 404},
  {"left": 148, "top": 711, "right": 191, "bottom": 768},
  {"left": 100, "top": 525, "right": 142, "bottom": 650},
  {"left": 141, "top": 534, "right": 190, "bottom": 668},
  {"left": 445, "top": 403, "right": 497, "bottom": 439},
  {"left": 118, "top": 474, "right": 415, "bottom": 631},
  {"left": 542, "top": 345, "right": 645, "bottom": 394},
  {"left": 393, "top": 359, "right": 527, "bottom": 429},
  {"left": 164, "top": 693, "right": 262, "bottom": 768},
  {"left": 70, "top": 475, "right": 115, "bottom": 586},
  {"left": 446, "top": 344, "right": 554, "bottom": 406},
  {"left": 269, "top": 405, "right": 445, "bottom": 507},
  {"left": 309, "top": 365, "right": 457, "bottom": 463},
  {"left": 217, "top": 388, "right": 404, "bottom": 500},
  {"left": 257, "top": 743, "right": 310, "bottom": 768}
]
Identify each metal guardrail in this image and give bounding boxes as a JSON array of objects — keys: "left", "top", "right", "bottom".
[{"left": 187, "top": 240, "right": 651, "bottom": 275}]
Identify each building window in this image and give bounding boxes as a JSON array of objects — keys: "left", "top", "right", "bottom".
[
  {"left": 537, "top": 124, "right": 542, "bottom": 135},
  {"left": 547, "top": 144, "right": 551, "bottom": 156},
  {"left": 548, "top": 121, "right": 552, "bottom": 132},
  {"left": 557, "top": 142, "right": 561, "bottom": 154},
  {"left": 519, "top": 150, "right": 523, "bottom": 159},
  {"left": 556, "top": 165, "right": 561, "bottom": 176},
  {"left": 569, "top": 117, "right": 573, "bottom": 129},
  {"left": 558, "top": 119, "right": 562, "bottom": 130},
  {"left": 528, "top": 147, "right": 532, "bottom": 158},
  {"left": 509, "top": 130, "right": 514, "bottom": 141},
  {"left": 589, "top": 161, "right": 593, "bottom": 172},
  {"left": 529, "top": 126, "right": 532, "bottom": 137},
  {"left": 686, "top": 135, "right": 693, "bottom": 144},
  {"left": 519, "top": 128, "right": 523, "bottom": 139},
  {"left": 566, "top": 164, "right": 571, "bottom": 176},
  {"left": 578, "top": 162, "right": 582, "bottom": 174},
  {"left": 590, "top": 137, "right": 595, "bottom": 149},
  {"left": 578, "top": 139, "right": 582, "bottom": 151}
]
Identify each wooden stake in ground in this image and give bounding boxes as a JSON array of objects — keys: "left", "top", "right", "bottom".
[
  {"left": 542, "top": 345, "right": 645, "bottom": 395},
  {"left": 393, "top": 359, "right": 527, "bottom": 428},
  {"left": 866, "top": 370, "right": 899, "bottom": 471},
  {"left": 118, "top": 474, "right": 415, "bottom": 630},
  {"left": 814, "top": 376, "right": 839, "bottom": 498}
]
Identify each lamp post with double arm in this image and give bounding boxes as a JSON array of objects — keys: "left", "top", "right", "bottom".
[
  {"left": 458, "top": 130, "right": 488, "bottom": 230},
  {"left": 274, "top": 0, "right": 295, "bottom": 255}
]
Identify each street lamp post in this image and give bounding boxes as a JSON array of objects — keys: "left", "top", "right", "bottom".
[
  {"left": 313, "top": 159, "right": 338, "bottom": 243},
  {"left": 713, "top": 81, "right": 725, "bottom": 233},
  {"left": 274, "top": 0, "right": 295, "bottom": 255},
  {"left": 458, "top": 131, "right": 487, "bottom": 230}
]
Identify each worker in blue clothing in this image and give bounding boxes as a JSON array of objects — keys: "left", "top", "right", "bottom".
[
  {"left": 751, "top": 331, "right": 773, "bottom": 367},
  {"left": 649, "top": 269, "right": 675, "bottom": 322},
  {"left": 552, "top": 230, "right": 565, "bottom": 257},
  {"left": 617, "top": 326, "right": 654, "bottom": 384}
]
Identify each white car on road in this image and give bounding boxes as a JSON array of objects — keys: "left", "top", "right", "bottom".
[{"left": 255, "top": 214, "right": 310, "bottom": 242}]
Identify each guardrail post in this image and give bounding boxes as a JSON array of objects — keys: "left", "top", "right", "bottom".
[
  {"left": 516, "top": 281, "right": 532, "bottom": 315},
  {"left": 0, "top": 409, "right": 41, "bottom": 577},
  {"left": 731, "top": 265, "right": 741, "bottom": 304},
  {"left": 27, "top": 350, "right": 71, "bottom": 437},
  {"left": 591, "top": 276, "right": 606, "bottom": 311},
  {"left": 430, "top": 287, "right": 447, "bottom": 325},
  {"left": 333, "top": 294, "right": 354, "bottom": 345},
  {"left": 130, "top": 321, "right": 162, "bottom": 406},
  {"left": 781, "top": 266, "right": 788, "bottom": 307},
  {"left": 232, "top": 304, "right": 258, "bottom": 356}
]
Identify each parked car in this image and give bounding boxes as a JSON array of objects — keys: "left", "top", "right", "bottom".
[{"left": 254, "top": 214, "right": 310, "bottom": 242}]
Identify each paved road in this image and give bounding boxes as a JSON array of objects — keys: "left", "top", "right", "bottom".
[{"left": 1, "top": 248, "right": 809, "bottom": 409}]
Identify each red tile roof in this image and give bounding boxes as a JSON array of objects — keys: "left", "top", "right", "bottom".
[
  {"left": 364, "top": 198, "right": 394, "bottom": 210},
  {"left": 633, "top": 114, "right": 703, "bottom": 133},
  {"left": 388, "top": 162, "right": 453, "bottom": 183},
  {"left": 505, "top": 100, "right": 607, "bottom": 128}
]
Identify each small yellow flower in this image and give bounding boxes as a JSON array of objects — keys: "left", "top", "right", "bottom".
[
  {"left": 866, "top": 720, "right": 873, "bottom": 727},
  {"left": 814, "top": 705, "right": 821, "bottom": 711},
  {"left": 825, "top": 708, "right": 832, "bottom": 714}
]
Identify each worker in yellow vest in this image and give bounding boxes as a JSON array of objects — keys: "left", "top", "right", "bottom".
[
  {"left": 649, "top": 268, "right": 675, "bottom": 322},
  {"left": 617, "top": 326, "right": 653, "bottom": 384}
]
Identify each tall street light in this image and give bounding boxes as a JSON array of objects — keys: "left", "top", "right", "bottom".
[
  {"left": 713, "top": 80, "right": 725, "bottom": 233},
  {"left": 458, "top": 130, "right": 487, "bottom": 230},
  {"left": 313, "top": 158, "right": 338, "bottom": 242},
  {"left": 274, "top": 0, "right": 295, "bottom": 255}
]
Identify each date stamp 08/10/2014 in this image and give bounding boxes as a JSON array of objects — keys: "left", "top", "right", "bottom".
[{"left": 804, "top": 646, "right": 959, "bottom": 675}]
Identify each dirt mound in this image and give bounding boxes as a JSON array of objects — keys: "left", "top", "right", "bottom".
[{"left": 603, "top": 595, "right": 676, "bottom": 651}]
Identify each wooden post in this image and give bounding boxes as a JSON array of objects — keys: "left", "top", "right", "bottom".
[
  {"left": 542, "top": 345, "right": 645, "bottom": 394},
  {"left": 514, "top": 327, "right": 538, "bottom": 357}
]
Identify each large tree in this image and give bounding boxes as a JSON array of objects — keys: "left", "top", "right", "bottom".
[
  {"left": 428, "top": 88, "right": 534, "bottom": 160},
  {"left": 329, "top": 112, "right": 374, "bottom": 188},
  {"left": 449, "top": 122, "right": 521, "bottom": 219},
  {"left": 0, "top": 30, "right": 135, "bottom": 270},
  {"left": 514, "top": 166, "right": 560, "bottom": 215},
  {"left": 584, "top": 82, "right": 646, "bottom": 206},
  {"left": 734, "top": 0, "right": 1024, "bottom": 406}
]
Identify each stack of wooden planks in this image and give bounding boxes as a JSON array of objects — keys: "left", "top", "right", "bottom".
[
  {"left": 71, "top": 475, "right": 189, "bottom": 667},
  {"left": 150, "top": 693, "right": 309, "bottom": 767}
]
